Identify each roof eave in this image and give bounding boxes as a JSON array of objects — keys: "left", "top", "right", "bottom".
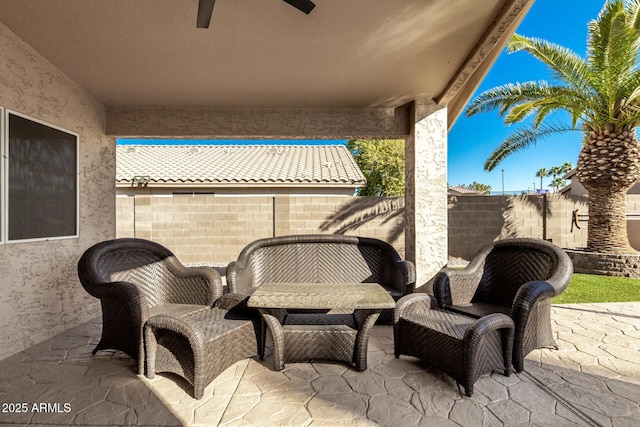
[{"left": 438, "top": 0, "right": 535, "bottom": 130}]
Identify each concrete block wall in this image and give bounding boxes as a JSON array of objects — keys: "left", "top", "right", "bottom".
[
  {"left": 447, "top": 196, "right": 506, "bottom": 259},
  {"left": 547, "top": 195, "right": 589, "bottom": 248},
  {"left": 116, "top": 194, "right": 405, "bottom": 264},
  {"left": 449, "top": 194, "right": 590, "bottom": 261},
  {"left": 285, "top": 196, "right": 404, "bottom": 252},
  {"left": 116, "top": 192, "right": 639, "bottom": 265}
]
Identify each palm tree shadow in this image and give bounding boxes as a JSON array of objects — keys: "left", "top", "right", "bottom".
[
  {"left": 319, "top": 197, "right": 405, "bottom": 243},
  {"left": 502, "top": 194, "right": 549, "bottom": 238}
]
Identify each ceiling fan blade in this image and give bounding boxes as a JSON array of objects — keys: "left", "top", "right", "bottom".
[
  {"left": 282, "top": 0, "right": 316, "bottom": 14},
  {"left": 197, "top": 0, "right": 216, "bottom": 28}
]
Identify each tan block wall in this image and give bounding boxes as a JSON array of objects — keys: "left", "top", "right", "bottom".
[
  {"left": 448, "top": 193, "right": 640, "bottom": 260},
  {"left": 448, "top": 194, "right": 588, "bottom": 260},
  {"left": 117, "top": 195, "right": 405, "bottom": 263},
  {"left": 117, "top": 193, "right": 640, "bottom": 267},
  {"left": 285, "top": 196, "right": 405, "bottom": 254},
  {"left": 118, "top": 194, "right": 273, "bottom": 263}
]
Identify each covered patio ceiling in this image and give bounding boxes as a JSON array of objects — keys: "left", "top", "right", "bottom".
[{"left": 0, "top": 0, "right": 532, "bottom": 130}]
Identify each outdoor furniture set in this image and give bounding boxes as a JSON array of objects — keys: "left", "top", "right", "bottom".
[{"left": 78, "top": 235, "right": 571, "bottom": 399}]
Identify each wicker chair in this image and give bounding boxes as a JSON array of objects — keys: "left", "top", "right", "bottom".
[
  {"left": 77, "top": 238, "right": 222, "bottom": 374},
  {"left": 433, "top": 238, "right": 573, "bottom": 372}
]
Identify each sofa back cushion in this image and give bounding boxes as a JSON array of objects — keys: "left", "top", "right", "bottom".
[{"left": 245, "top": 242, "right": 393, "bottom": 287}]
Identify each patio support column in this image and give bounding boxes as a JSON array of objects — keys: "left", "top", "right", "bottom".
[{"left": 405, "top": 100, "right": 448, "bottom": 290}]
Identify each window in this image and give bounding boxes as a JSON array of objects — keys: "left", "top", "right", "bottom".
[{"left": 1, "top": 109, "right": 78, "bottom": 243}]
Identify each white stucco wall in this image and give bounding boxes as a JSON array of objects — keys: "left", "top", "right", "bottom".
[{"left": 0, "top": 23, "right": 114, "bottom": 359}]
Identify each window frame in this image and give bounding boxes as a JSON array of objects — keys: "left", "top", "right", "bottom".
[{"left": 1, "top": 109, "right": 79, "bottom": 244}]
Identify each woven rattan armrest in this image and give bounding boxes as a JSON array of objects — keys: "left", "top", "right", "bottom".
[
  {"left": 511, "top": 281, "right": 556, "bottom": 321},
  {"left": 433, "top": 267, "right": 483, "bottom": 308},
  {"left": 393, "top": 293, "right": 438, "bottom": 323}
]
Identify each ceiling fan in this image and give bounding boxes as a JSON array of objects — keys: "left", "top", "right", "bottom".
[{"left": 197, "top": 0, "right": 316, "bottom": 28}]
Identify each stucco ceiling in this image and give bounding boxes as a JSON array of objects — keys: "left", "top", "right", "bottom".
[{"left": 0, "top": 0, "right": 530, "bottom": 113}]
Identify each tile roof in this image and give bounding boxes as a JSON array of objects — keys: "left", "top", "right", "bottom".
[
  {"left": 448, "top": 186, "right": 479, "bottom": 195},
  {"left": 116, "top": 144, "right": 366, "bottom": 187}
]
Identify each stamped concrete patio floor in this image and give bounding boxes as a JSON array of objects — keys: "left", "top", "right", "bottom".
[{"left": 1, "top": 302, "right": 638, "bottom": 427}]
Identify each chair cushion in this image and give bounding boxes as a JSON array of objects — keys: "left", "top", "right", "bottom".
[
  {"left": 400, "top": 308, "right": 474, "bottom": 340},
  {"left": 445, "top": 302, "right": 511, "bottom": 319}
]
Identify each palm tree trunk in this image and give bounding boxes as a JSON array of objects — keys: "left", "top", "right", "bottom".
[
  {"left": 586, "top": 186, "right": 635, "bottom": 253},
  {"left": 576, "top": 130, "right": 640, "bottom": 254}
]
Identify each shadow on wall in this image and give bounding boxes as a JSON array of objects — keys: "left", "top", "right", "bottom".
[
  {"left": 319, "top": 197, "right": 405, "bottom": 245},
  {"left": 448, "top": 193, "right": 590, "bottom": 261},
  {"left": 501, "top": 194, "right": 548, "bottom": 239}
]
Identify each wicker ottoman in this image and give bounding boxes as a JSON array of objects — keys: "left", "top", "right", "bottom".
[
  {"left": 394, "top": 294, "right": 514, "bottom": 396},
  {"left": 144, "top": 307, "right": 258, "bottom": 399}
]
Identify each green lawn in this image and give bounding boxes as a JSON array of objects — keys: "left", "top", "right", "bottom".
[{"left": 553, "top": 273, "right": 640, "bottom": 304}]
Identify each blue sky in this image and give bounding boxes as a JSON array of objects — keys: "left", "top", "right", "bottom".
[
  {"left": 449, "top": 0, "right": 605, "bottom": 193},
  {"left": 121, "top": 0, "right": 606, "bottom": 193}
]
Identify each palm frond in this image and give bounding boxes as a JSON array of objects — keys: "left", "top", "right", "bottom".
[
  {"left": 484, "top": 122, "right": 580, "bottom": 171},
  {"left": 508, "top": 34, "right": 595, "bottom": 93},
  {"left": 468, "top": 82, "right": 595, "bottom": 128},
  {"left": 532, "top": 104, "right": 557, "bottom": 128},
  {"left": 629, "top": 0, "right": 640, "bottom": 31},
  {"left": 466, "top": 82, "right": 585, "bottom": 119},
  {"left": 504, "top": 102, "right": 537, "bottom": 123},
  {"left": 588, "top": 0, "right": 640, "bottom": 112},
  {"left": 466, "top": 82, "right": 545, "bottom": 117},
  {"left": 610, "top": 67, "right": 640, "bottom": 128}
]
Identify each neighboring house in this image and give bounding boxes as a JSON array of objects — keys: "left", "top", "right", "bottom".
[
  {"left": 561, "top": 169, "right": 640, "bottom": 196},
  {"left": 447, "top": 186, "right": 479, "bottom": 196},
  {"left": 117, "top": 144, "right": 366, "bottom": 196}
]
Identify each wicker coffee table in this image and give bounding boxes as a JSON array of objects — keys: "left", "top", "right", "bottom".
[{"left": 247, "top": 283, "right": 395, "bottom": 371}]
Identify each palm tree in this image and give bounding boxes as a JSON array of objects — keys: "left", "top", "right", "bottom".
[
  {"left": 560, "top": 161, "right": 574, "bottom": 176},
  {"left": 550, "top": 177, "right": 566, "bottom": 192},
  {"left": 547, "top": 165, "right": 564, "bottom": 192},
  {"left": 535, "top": 167, "right": 548, "bottom": 192},
  {"left": 548, "top": 165, "right": 563, "bottom": 181},
  {"left": 467, "top": 181, "right": 492, "bottom": 195},
  {"left": 466, "top": 0, "right": 640, "bottom": 254}
]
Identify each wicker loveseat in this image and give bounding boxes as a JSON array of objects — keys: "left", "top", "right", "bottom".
[
  {"left": 432, "top": 238, "right": 573, "bottom": 372},
  {"left": 77, "top": 238, "right": 223, "bottom": 374},
  {"left": 227, "top": 234, "right": 414, "bottom": 306},
  {"left": 226, "top": 234, "right": 415, "bottom": 356}
]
